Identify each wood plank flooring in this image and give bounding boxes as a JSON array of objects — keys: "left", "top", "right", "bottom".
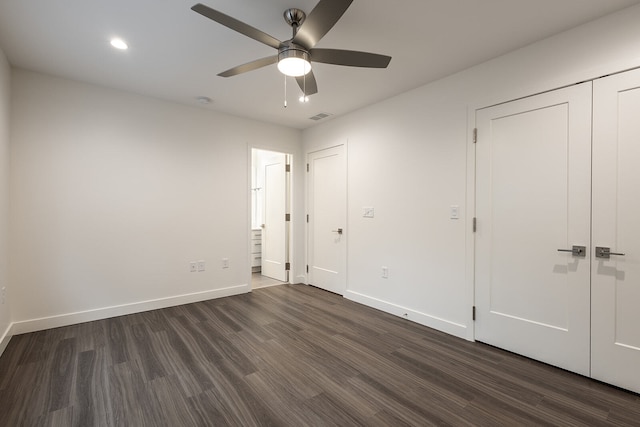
[{"left": 1, "top": 284, "right": 639, "bottom": 426}]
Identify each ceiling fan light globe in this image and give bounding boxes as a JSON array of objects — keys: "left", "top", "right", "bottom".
[{"left": 277, "top": 48, "right": 311, "bottom": 77}]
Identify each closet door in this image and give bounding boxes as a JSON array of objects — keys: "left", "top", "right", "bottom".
[
  {"left": 475, "top": 83, "right": 592, "bottom": 375},
  {"left": 592, "top": 69, "right": 640, "bottom": 394},
  {"left": 307, "top": 145, "right": 347, "bottom": 295}
]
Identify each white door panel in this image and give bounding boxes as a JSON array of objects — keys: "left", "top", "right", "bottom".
[
  {"left": 261, "top": 152, "right": 288, "bottom": 281},
  {"left": 592, "top": 69, "right": 640, "bottom": 393},
  {"left": 475, "top": 83, "right": 592, "bottom": 375},
  {"left": 308, "top": 146, "right": 346, "bottom": 295}
]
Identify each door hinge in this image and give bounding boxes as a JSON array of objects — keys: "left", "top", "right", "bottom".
[
  {"left": 285, "top": 213, "right": 291, "bottom": 222},
  {"left": 306, "top": 214, "right": 309, "bottom": 223},
  {"left": 285, "top": 164, "right": 291, "bottom": 173},
  {"left": 472, "top": 306, "right": 476, "bottom": 321},
  {"left": 306, "top": 265, "right": 309, "bottom": 273},
  {"left": 285, "top": 262, "right": 290, "bottom": 271},
  {"left": 472, "top": 217, "right": 477, "bottom": 232},
  {"left": 473, "top": 128, "right": 477, "bottom": 144},
  {"left": 306, "top": 163, "right": 309, "bottom": 172}
]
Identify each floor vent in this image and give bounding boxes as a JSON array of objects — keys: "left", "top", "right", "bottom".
[{"left": 309, "top": 112, "right": 332, "bottom": 121}]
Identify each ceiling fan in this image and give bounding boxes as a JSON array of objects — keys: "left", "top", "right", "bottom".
[{"left": 191, "top": 0, "right": 392, "bottom": 97}]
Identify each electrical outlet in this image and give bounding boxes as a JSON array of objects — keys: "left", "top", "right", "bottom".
[
  {"left": 189, "top": 262, "right": 197, "bottom": 272},
  {"left": 197, "top": 260, "right": 205, "bottom": 272},
  {"left": 381, "top": 266, "right": 389, "bottom": 279},
  {"left": 222, "top": 258, "right": 229, "bottom": 269}
]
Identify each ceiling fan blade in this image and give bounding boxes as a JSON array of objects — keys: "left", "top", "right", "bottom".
[
  {"left": 310, "top": 48, "right": 391, "bottom": 68},
  {"left": 218, "top": 56, "right": 279, "bottom": 77},
  {"left": 293, "top": 0, "right": 353, "bottom": 50},
  {"left": 191, "top": 3, "right": 281, "bottom": 49},
  {"left": 296, "top": 71, "right": 318, "bottom": 96}
]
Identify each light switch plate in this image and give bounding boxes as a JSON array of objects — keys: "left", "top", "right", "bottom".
[
  {"left": 363, "top": 207, "right": 375, "bottom": 218},
  {"left": 450, "top": 205, "right": 460, "bottom": 219}
]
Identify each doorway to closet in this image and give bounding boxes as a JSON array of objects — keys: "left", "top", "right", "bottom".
[
  {"left": 251, "top": 148, "right": 292, "bottom": 289},
  {"left": 474, "top": 68, "right": 640, "bottom": 394}
]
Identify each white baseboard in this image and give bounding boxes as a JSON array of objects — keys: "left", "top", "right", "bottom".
[
  {"left": 0, "top": 322, "right": 12, "bottom": 357},
  {"left": 11, "top": 284, "right": 250, "bottom": 336},
  {"left": 344, "top": 290, "right": 469, "bottom": 340}
]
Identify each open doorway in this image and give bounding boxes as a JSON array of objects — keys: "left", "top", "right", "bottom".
[{"left": 251, "top": 148, "right": 292, "bottom": 289}]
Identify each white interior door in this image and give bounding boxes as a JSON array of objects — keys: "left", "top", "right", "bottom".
[
  {"left": 261, "top": 152, "right": 288, "bottom": 282},
  {"left": 308, "top": 145, "right": 346, "bottom": 295},
  {"left": 475, "top": 83, "right": 592, "bottom": 375},
  {"left": 592, "top": 69, "right": 640, "bottom": 394}
]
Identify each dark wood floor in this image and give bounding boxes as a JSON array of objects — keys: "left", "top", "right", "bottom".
[{"left": 1, "top": 285, "right": 639, "bottom": 426}]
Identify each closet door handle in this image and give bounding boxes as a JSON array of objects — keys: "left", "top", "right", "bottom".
[
  {"left": 595, "top": 247, "right": 625, "bottom": 259},
  {"left": 557, "top": 245, "right": 586, "bottom": 257}
]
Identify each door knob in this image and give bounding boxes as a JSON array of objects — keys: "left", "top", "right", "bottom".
[
  {"left": 332, "top": 228, "right": 343, "bottom": 235},
  {"left": 595, "top": 246, "right": 625, "bottom": 259},
  {"left": 557, "top": 245, "right": 586, "bottom": 257}
]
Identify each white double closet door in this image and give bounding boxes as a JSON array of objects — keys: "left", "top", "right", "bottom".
[{"left": 476, "top": 68, "right": 640, "bottom": 394}]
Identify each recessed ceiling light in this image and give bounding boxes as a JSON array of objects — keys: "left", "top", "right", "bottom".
[{"left": 110, "top": 38, "right": 128, "bottom": 50}]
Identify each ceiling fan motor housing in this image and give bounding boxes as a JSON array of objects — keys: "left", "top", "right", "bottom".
[{"left": 278, "top": 42, "right": 310, "bottom": 62}]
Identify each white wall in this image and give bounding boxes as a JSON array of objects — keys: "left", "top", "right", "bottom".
[
  {"left": 0, "top": 48, "right": 11, "bottom": 353},
  {"left": 10, "top": 70, "right": 302, "bottom": 333},
  {"left": 7, "top": 3, "right": 640, "bottom": 345},
  {"left": 303, "top": 4, "right": 640, "bottom": 340}
]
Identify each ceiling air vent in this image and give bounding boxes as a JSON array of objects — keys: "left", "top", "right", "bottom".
[{"left": 309, "top": 112, "right": 332, "bottom": 121}]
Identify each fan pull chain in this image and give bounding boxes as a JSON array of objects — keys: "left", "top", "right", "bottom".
[{"left": 284, "top": 74, "right": 287, "bottom": 108}]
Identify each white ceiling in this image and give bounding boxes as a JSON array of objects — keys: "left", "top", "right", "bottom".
[{"left": 1, "top": 0, "right": 639, "bottom": 129}]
